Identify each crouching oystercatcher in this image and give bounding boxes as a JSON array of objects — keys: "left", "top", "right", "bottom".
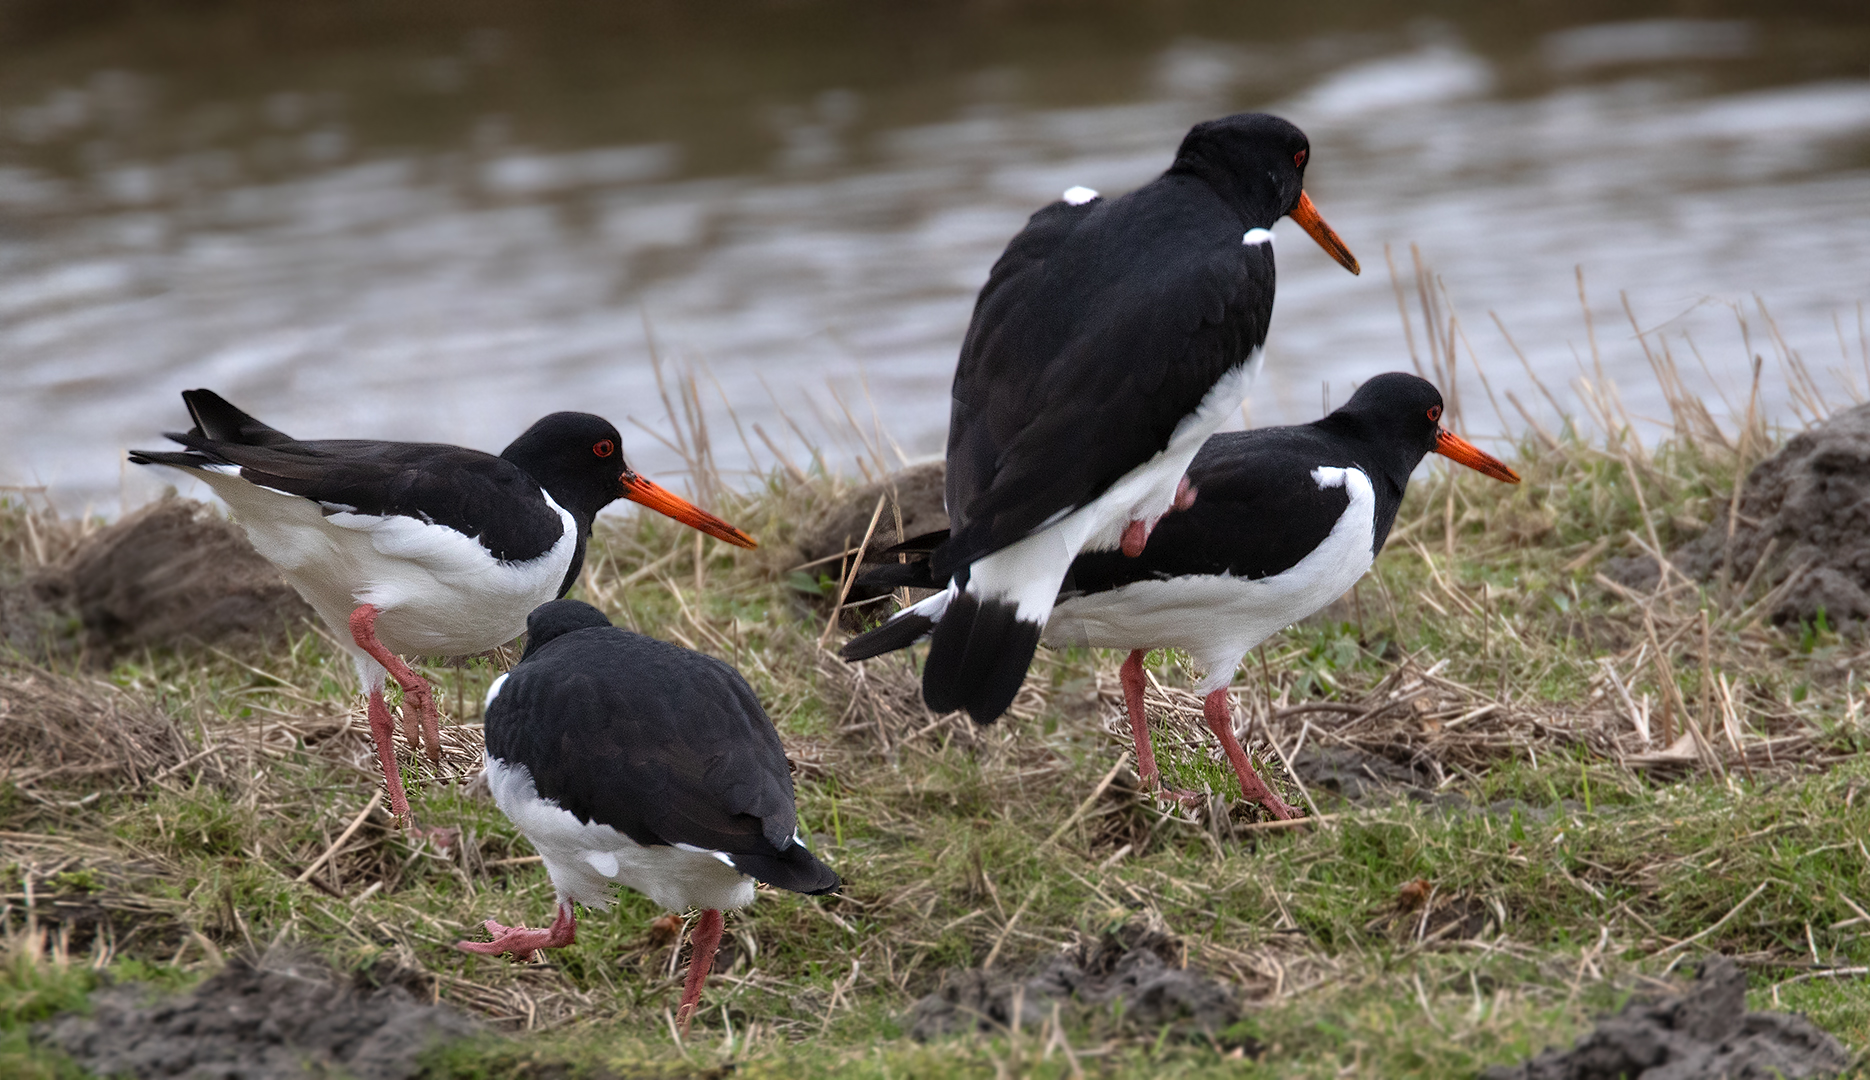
[
  {"left": 844, "top": 373, "right": 1519, "bottom": 819},
  {"left": 918, "top": 112, "right": 1360, "bottom": 726},
  {"left": 130, "top": 390, "right": 756, "bottom": 827},
  {"left": 456, "top": 599, "right": 838, "bottom": 1034}
]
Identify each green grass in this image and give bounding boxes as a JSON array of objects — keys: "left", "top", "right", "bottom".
[{"left": 2, "top": 385, "right": 1869, "bottom": 1077}]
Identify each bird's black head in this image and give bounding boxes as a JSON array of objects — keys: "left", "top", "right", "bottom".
[
  {"left": 522, "top": 599, "right": 613, "bottom": 659},
  {"left": 1169, "top": 112, "right": 1360, "bottom": 275},
  {"left": 1327, "top": 373, "right": 1520, "bottom": 485},
  {"left": 501, "top": 412, "right": 758, "bottom": 548}
]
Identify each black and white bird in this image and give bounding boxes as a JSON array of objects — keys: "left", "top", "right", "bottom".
[
  {"left": 843, "top": 374, "right": 1519, "bottom": 819},
  {"left": 912, "top": 112, "right": 1361, "bottom": 725},
  {"left": 456, "top": 600, "right": 838, "bottom": 1034},
  {"left": 129, "top": 390, "right": 756, "bottom": 826}
]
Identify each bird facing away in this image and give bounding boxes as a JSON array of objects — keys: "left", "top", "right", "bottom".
[
  {"left": 456, "top": 600, "right": 838, "bottom": 1034},
  {"left": 129, "top": 390, "right": 757, "bottom": 827},
  {"left": 914, "top": 111, "right": 1361, "bottom": 727},
  {"left": 843, "top": 373, "right": 1520, "bottom": 819}
]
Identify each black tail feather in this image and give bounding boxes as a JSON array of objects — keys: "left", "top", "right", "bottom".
[
  {"left": 920, "top": 593, "right": 1040, "bottom": 724},
  {"left": 181, "top": 389, "right": 297, "bottom": 447},
  {"left": 853, "top": 560, "right": 942, "bottom": 592},
  {"left": 839, "top": 612, "right": 935, "bottom": 661},
  {"left": 126, "top": 447, "right": 211, "bottom": 470},
  {"left": 732, "top": 843, "right": 840, "bottom": 896}
]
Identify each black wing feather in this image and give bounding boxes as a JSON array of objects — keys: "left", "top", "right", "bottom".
[{"left": 1062, "top": 427, "right": 1362, "bottom": 597}]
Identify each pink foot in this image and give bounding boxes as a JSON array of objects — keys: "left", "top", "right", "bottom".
[
  {"left": 1120, "top": 479, "right": 1198, "bottom": 558},
  {"left": 1203, "top": 689, "right": 1299, "bottom": 821},
  {"left": 455, "top": 901, "right": 576, "bottom": 962},
  {"left": 350, "top": 604, "right": 444, "bottom": 767}
]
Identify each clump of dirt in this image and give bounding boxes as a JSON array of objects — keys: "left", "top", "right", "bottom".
[
  {"left": 0, "top": 659, "right": 191, "bottom": 790},
  {"left": 905, "top": 920, "right": 1241, "bottom": 1042},
  {"left": 27, "top": 496, "right": 314, "bottom": 661},
  {"left": 41, "top": 953, "right": 479, "bottom": 1080},
  {"left": 795, "top": 463, "right": 947, "bottom": 617},
  {"left": 1626, "top": 402, "right": 1870, "bottom": 632},
  {"left": 1291, "top": 745, "right": 1438, "bottom": 804},
  {"left": 1481, "top": 955, "right": 1850, "bottom": 1080}
]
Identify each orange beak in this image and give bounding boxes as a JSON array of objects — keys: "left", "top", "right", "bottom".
[
  {"left": 619, "top": 472, "right": 759, "bottom": 548},
  {"left": 1288, "top": 191, "right": 1360, "bottom": 275},
  {"left": 1434, "top": 430, "right": 1521, "bottom": 484}
]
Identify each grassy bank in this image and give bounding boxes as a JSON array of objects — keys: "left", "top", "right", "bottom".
[{"left": 3, "top": 296, "right": 1869, "bottom": 1077}]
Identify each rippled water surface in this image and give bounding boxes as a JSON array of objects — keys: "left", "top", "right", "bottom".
[{"left": 2, "top": 2, "right": 1867, "bottom": 512}]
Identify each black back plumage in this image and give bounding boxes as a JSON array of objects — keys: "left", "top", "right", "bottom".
[
  {"left": 128, "top": 390, "right": 631, "bottom": 587},
  {"left": 486, "top": 601, "right": 837, "bottom": 896},
  {"left": 933, "top": 113, "right": 1313, "bottom": 580}
]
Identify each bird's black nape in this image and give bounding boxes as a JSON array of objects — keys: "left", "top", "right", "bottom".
[
  {"left": 522, "top": 599, "right": 613, "bottom": 659},
  {"left": 1321, "top": 372, "right": 1446, "bottom": 463},
  {"left": 1168, "top": 112, "right": 1312, "bottom": 225}
]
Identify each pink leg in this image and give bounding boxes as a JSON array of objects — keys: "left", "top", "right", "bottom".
[
  {"left": 1119, "top": 651, "right": 1203, "bottom": 807},
  {"left": 1121, "top": 478, "right": 1199, "bottom": 557},
  {"left": 1202, "top": 689, "right": 1298, "bottom": 821},
  {"left": 676, "top": 909, "right": 725, "bottom": 1036},
  {"left": 1119, "top": 651, "right": 1161, "bottom": 786},
  {"left": 455, "top": 900, "right": 576, "bottom": 961},
  {"left": 350, "top": 605, "right": 443, "bottom": 767},
  {"left": 366, "top": 687, "right": 412, "bottom": 823}
]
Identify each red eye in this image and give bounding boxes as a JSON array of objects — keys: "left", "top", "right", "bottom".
[
  {"left": 1294, "top": 149, "right": 1307, "bottom": 168},
  {"left": 593, "top": 439, "right": 615, "bottom": 458},
  {"left": 1427, "top": 405, "right": 1442, "bottom": 423}
]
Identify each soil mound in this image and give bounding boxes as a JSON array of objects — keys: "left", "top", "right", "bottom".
[
  {"left": 0, "top": 660, "right": 190, "bottom": 790},
  {"left": 31, "top": 497, "right": 314, "bottom": 660},
  {"left": 1481, "top": 955, "right": 1849, "bottom": 1080},
  {"left": 42, "top": 954, "right": 478, "bottom": 1080},
  {"left": 1650, "top": 402, "right": 1870, "bottom": 631},
  {"left": 796, "top": 462, "right": 946, "bottom": 602},
  {"left": 905, "top": 920, "right": 1240, "bottom": 1042}
]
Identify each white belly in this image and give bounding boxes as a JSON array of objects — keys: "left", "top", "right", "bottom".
[
  {"left": 486, "top": 755, "right": 757, "bottom": 914},
  {"left": 192, "top": 468, "right": 575, "bottom": 660},
  {"left": 1045, "top": 464, "right": 1377, "bottom": 693}
]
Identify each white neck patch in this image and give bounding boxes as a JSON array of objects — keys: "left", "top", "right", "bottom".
[
  {"left": 1243, "top": 228, "right": 1274, "bottom": 246},
  {"left": 1062, "top": 186, "right": 1099, "bottom": 206}
]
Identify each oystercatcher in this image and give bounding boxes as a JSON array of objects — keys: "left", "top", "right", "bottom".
[
  {"left": 918, "top": 112, "right": 1360, "bottom": 725},
  {"left": 456, "top": 600, "right": 838, "bottom": 1034},
  {"left": 843, "top": 373, "right": 1519, "bottom": 818},
  {"left": 129, "top": 390, "right": 756, "bottom": 826}
]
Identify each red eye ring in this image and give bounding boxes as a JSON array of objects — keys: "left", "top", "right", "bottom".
[
  {"left": 1427, "top": 405, "right": 1442, "bottom": 423},
  {"left": 1294, "top": 149, "right": 1308, "bottom": 168},
  {"left": 593, "top": 439, "right": 615, "bottom": 458}
]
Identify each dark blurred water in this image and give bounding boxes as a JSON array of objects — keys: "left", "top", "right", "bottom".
[{"left": 1, "top": 1, "right": 1867, "bottom": 513}]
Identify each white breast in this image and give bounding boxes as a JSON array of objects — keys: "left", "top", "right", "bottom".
[
  {"left": 1044, "top": 464, "right": 1378, "bottom": 693},
  {"left": 484, "top": 754, "right": 757, "bottom": 914}
]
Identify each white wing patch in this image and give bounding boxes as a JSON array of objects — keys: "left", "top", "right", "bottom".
[
  {"left": 1243, "top": 228, "right": 1274, "bottom": 246},
  {"left": 484, "top": 673, "right": 510, "bottom": 711},
  {"left": 1062, "top": 186, "right": 1099, "bottom": 205},
  {"left": 1311, "top": 466, "right": 1349, "bottom": 490}
]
